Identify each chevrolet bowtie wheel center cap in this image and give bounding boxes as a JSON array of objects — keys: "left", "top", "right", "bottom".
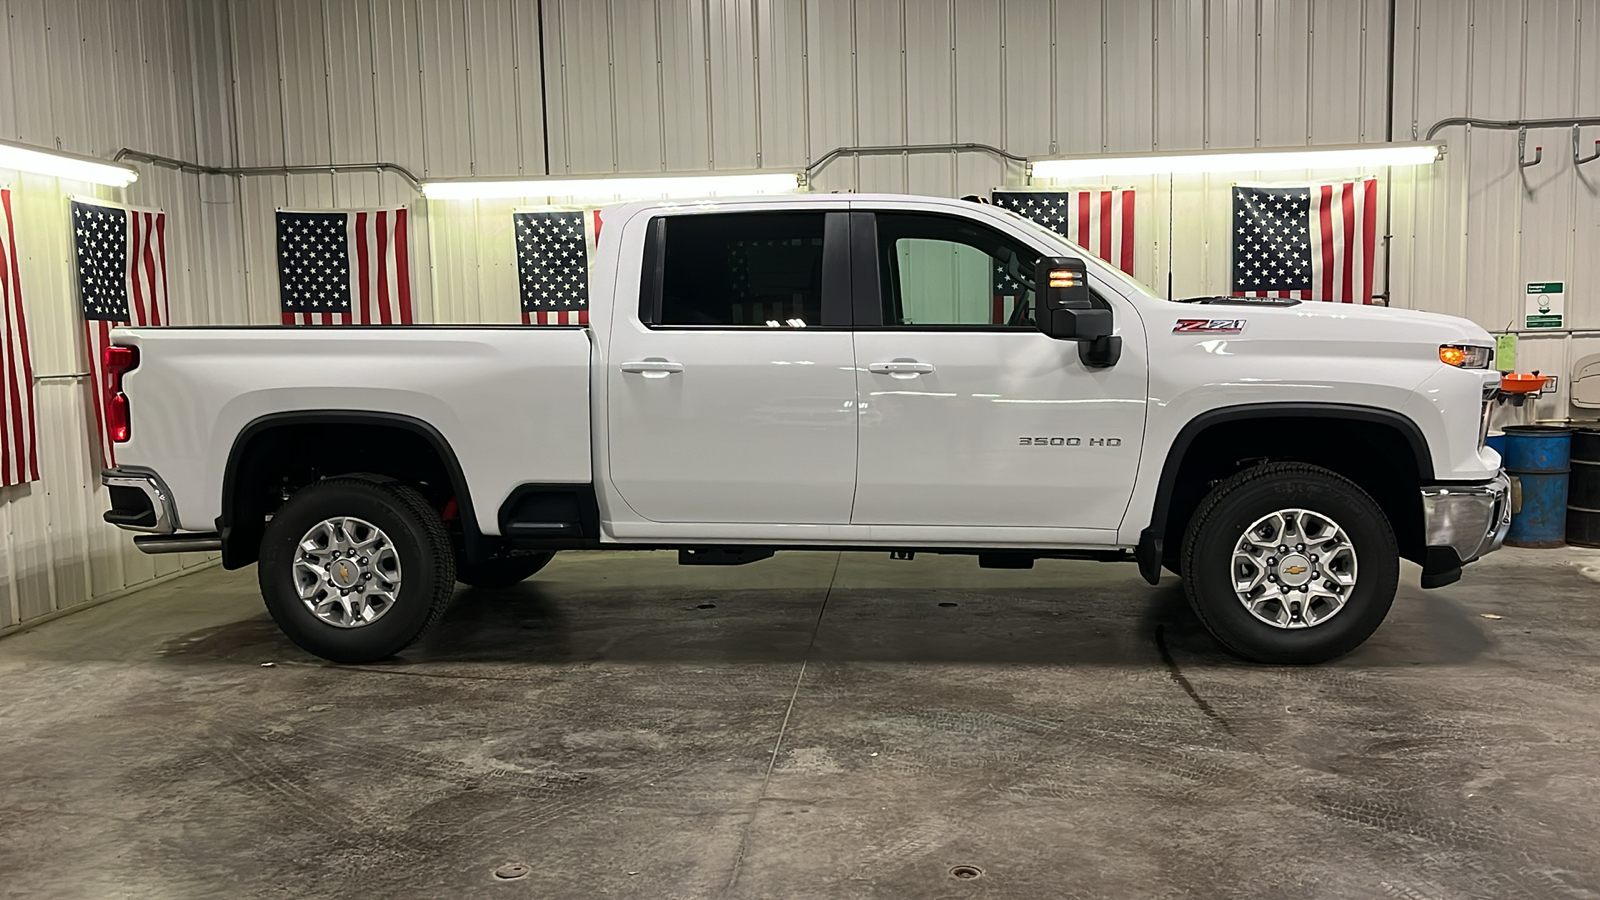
[
  {"left": 293, "top": 516, "right": 403, "bottom": 629},
  {"left": 1276, "top": 554, "right": 1314, "bottom": 587},
  {"left": 1230, "top": 508, "right": 1358, "bottom": 630}
]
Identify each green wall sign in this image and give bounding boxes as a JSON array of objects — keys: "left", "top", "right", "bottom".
[{"left": 1525, "top": 281, "right": 1565, "bottom": 329}]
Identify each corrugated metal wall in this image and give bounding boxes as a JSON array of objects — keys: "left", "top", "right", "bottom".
[
  {"left": 4, "top": 0, "right": 1598, "bottom": 628},
  {"left": 209, "top": 1, "right": 1599, "bottom": 352},
  {"left": 0, "top": 0, "right": 225, "bottom": 633}
]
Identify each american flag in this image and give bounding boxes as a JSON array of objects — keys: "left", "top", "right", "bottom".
[
  {"left": 991, "top": 189, "right": 1136, "bottom": 324},
  {"left": 1231, "top": 179, "right": 1377, "bottom": 303},
  {"left": 993, "top": 190, "right": 1136, "bottom": 274},
  {"left": 278, "top": 208, "right": 412, "bottom": 325},
  {"left": 75, "top": 199, "right": 168, "bottom": 468},
  {"left": 515, "top": 210, "right": 590, "bottom": 325},
  {"left": 1, "top": 188, "right": 38, "bottom": 486}
]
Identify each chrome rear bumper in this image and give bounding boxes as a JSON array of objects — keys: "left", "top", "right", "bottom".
[{"left": 102, "top": 467, "right": 178, "bottom": 533}]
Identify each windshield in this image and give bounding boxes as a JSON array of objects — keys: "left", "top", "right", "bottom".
[{"left": 989, "top": 204, "right": 1163, "bottom": 300}]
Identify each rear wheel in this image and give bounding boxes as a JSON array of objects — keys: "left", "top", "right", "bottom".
[
  {"left": 456, "top": 552, "right": 556, "bottom": 589},
  {"left": 258, "top": 477, "right": 456, "bottom": 663},
  {"left": 1180, "top": 463, "right": 1398, "bottom": 664}
]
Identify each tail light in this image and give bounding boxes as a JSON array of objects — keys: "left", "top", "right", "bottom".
[{"left": 103, "top": 345, "right": 138, "bottom": 443}]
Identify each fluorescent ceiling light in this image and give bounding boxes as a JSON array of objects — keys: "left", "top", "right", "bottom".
[
  {"left": 1030, "top": 142, "right": 1443, "bottom": 179},
  {"left": 421, "top": 171, "right": 802, "bottom": 201},
  {"left": 0, "top": 138, "right": 139, "bottom": 187}
]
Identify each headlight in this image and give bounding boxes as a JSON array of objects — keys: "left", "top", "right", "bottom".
[{"left": 1440, "top": 344, "right": 1493, "bottom": 368}]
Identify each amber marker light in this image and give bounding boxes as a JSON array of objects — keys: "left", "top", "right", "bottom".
[{"left": 1439, "top": 344, "right": 1492, "bottom": 368}]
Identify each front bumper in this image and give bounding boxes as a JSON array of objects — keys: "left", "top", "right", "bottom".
[{"left": 1418, "top": 472, "right": 1513, "bottom": 588}]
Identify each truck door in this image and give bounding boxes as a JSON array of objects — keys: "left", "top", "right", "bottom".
[
  {"left": 847, "top": 207, "right": 1147, "bottom": 530},
  {"left": 606, "top": 206, "right": 858, "bottom": 524}
]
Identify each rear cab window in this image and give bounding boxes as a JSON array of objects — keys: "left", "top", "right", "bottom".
[{"left": 639, "top": 212, "right": 850, "bottom": 328}]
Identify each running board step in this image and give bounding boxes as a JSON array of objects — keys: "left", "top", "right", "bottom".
[
  {"left": 502, "top": 521, "right": 582, "bottom": 537},
  {"left": 678, "top": 547, "right": 775, "bottom": 566},
  {"left": 134, "top": 532, "right": 222, "bottom": 554}
]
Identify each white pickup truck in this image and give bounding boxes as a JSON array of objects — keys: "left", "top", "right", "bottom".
[{"left": 100, "top": 193, "right": 1509, "bottom": 665}]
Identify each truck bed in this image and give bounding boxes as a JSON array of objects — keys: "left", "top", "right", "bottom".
[{"left": 112, "top": 326, "right": 593, "bottom": 536}]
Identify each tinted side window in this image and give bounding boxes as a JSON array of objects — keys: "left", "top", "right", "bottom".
[
  {"left": 874, "top": 213, "right": 1041, "bottom": 327},
  {"left": 658, "top": 213, "right": 826, "bottom": 327}
]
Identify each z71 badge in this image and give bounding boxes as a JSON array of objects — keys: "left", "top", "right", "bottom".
[{"left": 1174, "top": 318, "right": 1245, "bottom": 334}]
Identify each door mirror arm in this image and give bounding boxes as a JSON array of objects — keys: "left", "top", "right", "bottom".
[
  {"left": 1079, "top": 334, "right": 1122, "bottom": 368},
  {"left": 1033, "top": 257, "right": 1121, "bottom": 368}
]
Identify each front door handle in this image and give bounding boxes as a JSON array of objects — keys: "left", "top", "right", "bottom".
[
  {"left": 620, "top": 358, "right": 684, "bottom": 377},
  {"left": 868, "top": 359, "right": 935, "bottom": 377}
]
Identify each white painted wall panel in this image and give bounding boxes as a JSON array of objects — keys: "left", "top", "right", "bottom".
[
  {"left": 852, "top": 0, "right": 903, "bottom": 191},
  {"left": 610, "top": 1, "right": 664, "bottom": 173},
  {"left": 804, "top": 0, "right": 856, "bottom": 192},
  {"left": 1053, "top": 0, "right": 1103, "bottom": 154},
  {"left": 1257, "top": 0, "right": 1309, "bottom": 147},
  {"left": 710, "top": 0, "right": 761, "bottom": 169},
  {"left": 466, "top": 0, "right": 524, "bottom": 176},
  {"left": 419, "top": 0, "right": 473, "bottom": 176},
  {"left": 756, "top": 0, "right": 810, "bottom": 168},
  {"left": 511, "top": 2, "right": 549, "bottom": 175},
  {"left": 1004, "top": 0, "right": 1053, "bottom": 155},
  {"left": 553, "top": 0, "right": 617, "bottom": 174},
  {"left": 1309, "top": 0, "right": 1371, "bottom": 144},
  {"left": 1206, "top": 0, "right": 1257, "bottom": 148},
  {"left": 325, "top": 0, "right": 382, "bottom": 206},
  {"left": 660, "top": 0, "right": 713, "bottom": 172},
  {"left": 1101, "top": 0, "right": 1153, "bottom": 152},
  {"left": 952, "top": 0, "right": 1004, "bottom": 195},
  {"left": 1155, "top": 0, "right": 1205, "bottom": 151}
]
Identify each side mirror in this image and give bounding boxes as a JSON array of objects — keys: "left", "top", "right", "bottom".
[{"left": 1033, "top": 256, "right": 1120, "bottom": 368}]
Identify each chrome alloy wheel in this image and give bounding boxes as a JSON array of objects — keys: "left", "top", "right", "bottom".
[
  {"left": 1231, "top": 508, "right": 1358, "bottom": 629},
  {"left": 292, "top": 517, "right": 403, "bottom": 628}
]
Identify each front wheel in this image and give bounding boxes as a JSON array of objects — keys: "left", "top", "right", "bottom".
[
  {"left": 258, "top": 476, "right": 457, "bottom": 664},
  {"left": 1180, "top": 463, "right": 1399, "bottom": 664}
]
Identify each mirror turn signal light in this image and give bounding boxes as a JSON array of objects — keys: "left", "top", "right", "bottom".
[
  {"left": 1048, "top": 269, "right": 1080, "bottom": 289},
  {"left": 1439, "top": 344, "right": 1492, "bottom": 369}
]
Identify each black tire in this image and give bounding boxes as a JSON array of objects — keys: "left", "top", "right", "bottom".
[
  {"left": 1180, "top": 462, "right": 1399, "bottom": 665},
  {"left": 258, "top": 476, "right": 457, "bottom": 664},
  {"left": 456, "top": 552, "right": 556, "bottom": 589}
]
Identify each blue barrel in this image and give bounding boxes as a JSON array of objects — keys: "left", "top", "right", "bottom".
[
  {"left": 1486, "top": 431, "right": 1507, "bottom": 458},
  {"left": 1504, "top": 425, "right": 1572, "bottom": 548}
]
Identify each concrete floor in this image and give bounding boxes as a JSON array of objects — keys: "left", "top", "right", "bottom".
[{"left": 3, "top": 548, "right": 1600, "bottom": 899}]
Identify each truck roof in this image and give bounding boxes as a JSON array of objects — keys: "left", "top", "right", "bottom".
[{"left": 602, "top": 191, "right": 994, "bottom": 220}]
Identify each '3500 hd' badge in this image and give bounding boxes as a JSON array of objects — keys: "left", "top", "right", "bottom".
[{"left": 1174, "top": 318, "right": 1245, "bottom": 334}]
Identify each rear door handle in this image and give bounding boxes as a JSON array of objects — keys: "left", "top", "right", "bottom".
[
  {"left": 620, "top": 358, "right": 684, "bottom": 377},
  {"left": 868, "top": 360, "right": 935, "bottom": 376}
]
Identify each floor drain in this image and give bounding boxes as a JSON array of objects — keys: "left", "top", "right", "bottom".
[
  {"left": 949, "top": 865, "right": 983, "bottom": 880},
  {"left": 938, "top": 602, "right": 958, "bottom": 608},
  {"left": 696, "top": 603, "right": 716, "bottom": 609},
  {"left": 493, "top": 863, "right": 530, "bottom": 880}
]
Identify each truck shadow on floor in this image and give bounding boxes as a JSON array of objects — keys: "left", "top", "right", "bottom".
[{"left": 155, "top": 578, "right": 1491, "bottom": 670}]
